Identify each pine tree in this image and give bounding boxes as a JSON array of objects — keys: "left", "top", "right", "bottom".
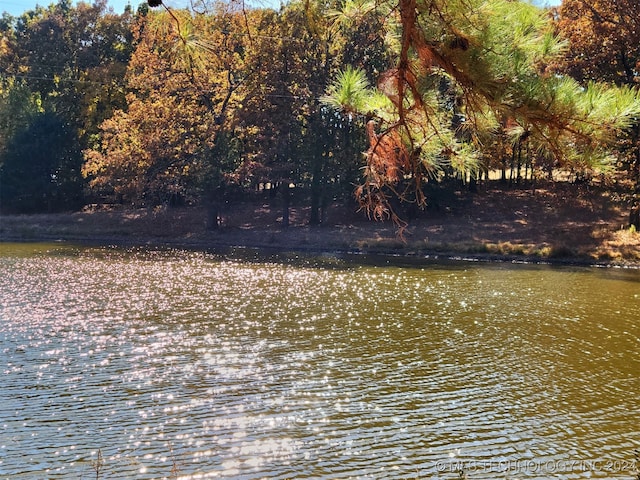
[{"left": 322, "top": 0, "right": 640, "bottom": 224}]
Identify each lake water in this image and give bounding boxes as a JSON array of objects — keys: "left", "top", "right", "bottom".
[{"left": 0, "top": 242, "right": 639, "bottom": 479}]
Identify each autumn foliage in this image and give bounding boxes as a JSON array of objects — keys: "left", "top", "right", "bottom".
[{"left": 1, "top": 0, "right": 640, "bottom": 228}]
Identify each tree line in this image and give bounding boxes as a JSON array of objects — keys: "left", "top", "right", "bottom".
[{"left": 1, "top": 0, "right": 639, "bottom": 229}]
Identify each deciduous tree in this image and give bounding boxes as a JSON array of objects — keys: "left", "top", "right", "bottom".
[
  {"left": 83, "top": 4, "right": 250, "bottom": 207},
  {"left": 0, "top": 0, "right": 134, "bottom": 211}
]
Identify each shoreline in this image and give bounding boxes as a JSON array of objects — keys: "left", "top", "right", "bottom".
[
  {"left": 2, "top": 181, "right": 639, "bottom": 268},
  {"left": 2, "top": 234, "right": 638, "bottom": 270},
  {"left": 2, "top": 212, "right": 639, "bottom": 270}
]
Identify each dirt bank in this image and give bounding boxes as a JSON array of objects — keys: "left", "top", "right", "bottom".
[{"left": 1, "top": 181, "right": 639, "bottom": 266}]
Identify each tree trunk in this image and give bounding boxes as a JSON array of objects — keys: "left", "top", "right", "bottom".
[
  {"left": 310, "top": 184, "right": 321, "bottom": 225},
  {"left": 206, "top": 186, "right": 223, "bottom": 230},
  {"left": 630, "top": 204, "right": 640, "bottom": 230},
  {"left": 509, "top": 149, "right": 516, "bottom": 187},
  {"left": 206, "top": 203, "right": 219, "bottom": 230},
  {"left": 320, "top": 193, "right": 329, "bottom": 224},
  {"left": 468, "top": 174, "right": 478, "bottom": 192},
  {"left": 281, "top": 184, "right": 291, "bottom": 228}
]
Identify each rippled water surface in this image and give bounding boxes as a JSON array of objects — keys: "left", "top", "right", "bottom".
[{"left": 1, "top": 243, "right": 639, "bottom": 479}]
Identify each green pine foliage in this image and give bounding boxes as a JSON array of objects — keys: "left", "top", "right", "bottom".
[{"left": 322, "top": 0, "right": 640, "bottom": 217}]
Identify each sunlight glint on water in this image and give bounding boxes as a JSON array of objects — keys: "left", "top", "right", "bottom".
[{"left": 0, "top": 243, "right": 639, "bottom": 479}]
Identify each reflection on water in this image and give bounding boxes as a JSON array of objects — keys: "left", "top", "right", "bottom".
[{"left": 0, "top": 243, "right": 639, "bottom": 479}]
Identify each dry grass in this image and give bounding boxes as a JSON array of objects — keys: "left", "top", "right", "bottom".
[{"left": 592, "top": 227, "right": 640, "bottom": 262}]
